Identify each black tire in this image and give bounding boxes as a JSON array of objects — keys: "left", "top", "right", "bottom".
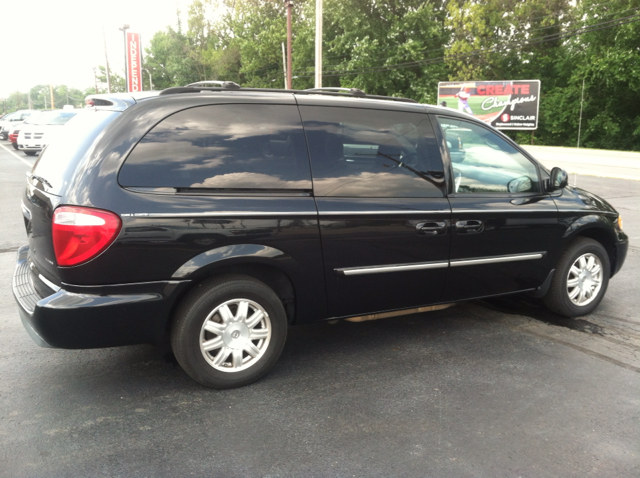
[
  {"left": 171, "top": 274, "right": 288, "bottom": 389},
  {"left": 544, "top": 237, "right": 610, "bottom": 317},
  {"left": 12, "top": 143, "right": 18, "bottom": 150},
  {"left": 24, "top": 151, "right": 37, "bottom": 156}
]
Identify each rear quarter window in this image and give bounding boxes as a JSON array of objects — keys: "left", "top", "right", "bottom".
[
  {"left": 30, "top": 110, "right": 120, "bottom": 196},
  {"left": 118, "top": 104, "right": 312, "bottom": 191}
]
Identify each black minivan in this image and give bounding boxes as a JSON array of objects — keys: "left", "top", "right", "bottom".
[{"left": 13, "top": 85, "right": 628, "bottom": 388}]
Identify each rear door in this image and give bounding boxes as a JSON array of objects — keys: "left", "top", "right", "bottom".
[
  {"left": 434, "top": 115, "right": 561, "bottom": 301},
  {"left": 299, "top": 103, "right": 451, "bottom": 318}
]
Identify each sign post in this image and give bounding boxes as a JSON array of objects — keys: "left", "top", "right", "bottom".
[
  {"left": 437, "top": 80, "right": 540, "bottom": 130},
  {"left": 126, "top": 32, "right": 143, "bottom": 93}
]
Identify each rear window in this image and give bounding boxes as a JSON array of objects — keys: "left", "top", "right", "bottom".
[
  {"left": 118, "top": 104, "right": 312, "bottom": 191},
  {"left": 30, "top": 110, "right": 120, "bottom": 196}
]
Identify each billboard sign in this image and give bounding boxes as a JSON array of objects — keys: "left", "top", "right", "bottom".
[
  {"left": 437, "top": 80, "right": 540, "bottom": 130},
  {"left": 126, "top": 32, "right": 143, "bottom": 92}
]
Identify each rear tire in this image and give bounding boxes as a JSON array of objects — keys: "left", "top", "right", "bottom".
[
  {"left": 171, "top": 275, "right": 287, "bottom": 389},
  {"left": 544, "top": 238, "right": 610, "bottom": 317}
]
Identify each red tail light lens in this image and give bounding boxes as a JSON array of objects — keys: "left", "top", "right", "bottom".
[{"left": 52, "top": 206, "right": 122, "bottom": 266}]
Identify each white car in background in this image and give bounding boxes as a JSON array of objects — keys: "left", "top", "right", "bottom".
[
  {"left": 18, "top": 109, "right": 77, "bottom": 155},
  {"left": 0, "top": 109, "right": 40, "bottom": 140}
]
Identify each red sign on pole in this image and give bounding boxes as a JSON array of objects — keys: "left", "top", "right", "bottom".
[{"left": 126, "top": 32, "right": 143, "bottom": 92}]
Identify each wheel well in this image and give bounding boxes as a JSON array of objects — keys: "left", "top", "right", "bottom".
[
  {"left": 170, "top": 263, "right": 297, "bottom": 329},
  {"left": 574, "top": 228, "right": 616, "bottom": 276}
]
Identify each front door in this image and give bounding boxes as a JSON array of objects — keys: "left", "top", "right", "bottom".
[
  {"left": 434, "top": 115, "right": 562, "bottom": 301},
  {"left": 298, "top": 102, "right": 451, "bottom": 318}
]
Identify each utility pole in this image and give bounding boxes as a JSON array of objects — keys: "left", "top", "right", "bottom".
[
  {"left": 577, "top": 78, "right": 585, "bottom": 149},
  {"left": 315, "top": 0, "right": 322, "bottom": 88},
  {"left": 103, "top": 24, "right": 112, "bottom": 93},
  {"left": 285, "top": 1, "right": 293, "bottom": 89},
  {"left": 120, "top": 24, "right": 130, "bottom": 92},
  {"left": 92, "top": 67, "right": 99, "bottom": 94},
  {"left": 50, "top": 85, "right": 55, "bottom": 110},
  {"left": 282, "top": 43, "right": 287, "bottom": 89},
  {"left": 145, "top": 69, "right": 153, "bottom": 90}
]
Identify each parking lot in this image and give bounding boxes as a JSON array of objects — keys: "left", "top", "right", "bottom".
[{"left": 1, "top": 142, "right": 639, "bottom": 477}]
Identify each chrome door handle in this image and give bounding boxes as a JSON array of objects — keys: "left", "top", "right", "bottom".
[
  {"left": 416, "top": 221, "right": 447, "bottom": 235},
  {"left": 455, "top": 220, "right": 484, "bottom": 233}
]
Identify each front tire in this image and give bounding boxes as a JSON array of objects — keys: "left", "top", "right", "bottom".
[
  {"left": 544, "top": 237, "right": 610, "bottom": 317},
  {"left": 171, "top": 275, "right": 288, "bottom": 389},
  {"left": 24, "top": 151, "right": 37, "bottom": 156}
]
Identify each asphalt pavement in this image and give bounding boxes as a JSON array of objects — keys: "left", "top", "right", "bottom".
[{"left": 0, "top": 142, "right": 638, "bottom": 477}]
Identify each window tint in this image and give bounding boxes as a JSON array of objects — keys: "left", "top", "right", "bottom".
[
  {"left": 299, "top": 106, "right": 445, "bottom": 198},
  {"left": 119, "top": 104, "right": 312, "bottom": 190},
  {"left": 437, "top": 116, "right": 539, "bottom": 194}
]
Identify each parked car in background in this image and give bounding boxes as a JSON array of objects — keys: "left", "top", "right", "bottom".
[
  {"left": 17, "top": 109, "right": 77, "bottom": 155},
  {"left": 12, "top": 85, "right": 629, "bottom": 389},
  {"left": 8, "top": 125, "right": 21, "bottom": 150},
  {"left": 5, "top": 112, "right": 44, "bottom": 150},
  {"left": 0, "top": 110, "right": 39, "bottom": 140}
]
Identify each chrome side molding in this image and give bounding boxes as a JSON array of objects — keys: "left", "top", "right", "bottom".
[{"left": 336, "top": 252, "right": 546, "bottom": 276}]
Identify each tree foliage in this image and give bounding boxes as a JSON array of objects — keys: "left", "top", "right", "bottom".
[
  {"left": 6, "top": 0, "right": 638, "bottom": 150},
  {"left": 138, "top": 0, "right": 640, "bottom": 150}
]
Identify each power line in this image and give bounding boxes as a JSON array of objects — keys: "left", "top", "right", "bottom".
[
  {"left": 289, "top": 12, "right": 640, "bottom": 79},
  {"left": 247, "top": 3, "right": 639, "bottom": 78}
]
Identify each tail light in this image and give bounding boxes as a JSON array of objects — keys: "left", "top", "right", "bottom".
[{"left": 52, "top": 206, "right": 122, "bottom": 266}]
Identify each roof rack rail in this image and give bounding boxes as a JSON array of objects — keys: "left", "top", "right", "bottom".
[
  {"left": 305, "top": 87, "right": 366, "bottom": 97},
  {"left": 159, "top": 85, "right": 417, "bottom": 104},
  {"left": 185, "top": 81, "right": 241, "bottom": 89}
]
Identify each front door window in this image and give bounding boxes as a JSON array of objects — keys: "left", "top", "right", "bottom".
[{"left": 438, "top": 117, "right": 539, "bottom": 194}]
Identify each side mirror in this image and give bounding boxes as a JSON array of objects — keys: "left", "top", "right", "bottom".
[
  {"left": 549, "top": 167, "right": 568, "bottom": 191},
  {"left": 508, "top": 176, "right": 533, "bottom": 193}
]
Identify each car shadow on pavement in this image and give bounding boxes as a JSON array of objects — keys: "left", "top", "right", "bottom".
[{"left": 474, "top": 294, "right": 606, "bottom": 335}]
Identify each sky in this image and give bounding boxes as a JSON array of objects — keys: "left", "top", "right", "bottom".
[{"left": 0, "top": 0, "right": 197, "bottom": 99}]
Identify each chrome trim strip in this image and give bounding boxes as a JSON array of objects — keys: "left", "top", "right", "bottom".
[
  {"left": 337, "top": 261, "right": 449, "bottom": 276},
  {"left": 452, "top": 209, "right": 557, "bottom": 214},
  {"left": 38, "top": 274, "right": 61, "bottom": 292},
  {"left": 320, "top": 210, "right": 450, "bottom": 215},
  {"left": 450, "top": 253, "right": 544, "bottom": 267},
  {"left": 120, "top": 211, "right": 317, "bottom": 218},
  {"left": 60, "top": 279, "right": 189, "bottom": 288}
]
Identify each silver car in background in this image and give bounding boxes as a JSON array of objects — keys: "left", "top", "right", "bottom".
[{"left": 17, "top": 110, "right": 77, "bottom": 155}]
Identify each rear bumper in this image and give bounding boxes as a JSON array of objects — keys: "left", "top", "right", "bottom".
[{"left": 12, "top": 245, "right": 191, "bottom": 349}]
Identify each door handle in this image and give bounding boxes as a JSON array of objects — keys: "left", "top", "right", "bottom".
[
  {"left": 455, "top": 220, "right": 484, "bottom": 233},
  {"left": 416, "top": 221, "right": 447, "bottom": 235}
]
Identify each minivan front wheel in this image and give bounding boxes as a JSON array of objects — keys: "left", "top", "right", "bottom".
[
  {"left": 544, "top": 238, "right": 610, "bottom": 317},
  {"left": 171, "top": 275, "right": 287, "bottom": 389}
]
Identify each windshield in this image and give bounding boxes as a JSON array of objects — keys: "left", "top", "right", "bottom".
[
  {"left": 31, "top": 110, "right": 77, "bottom": 125},
  {"left": 23, "top": 113, "right": 43, "bottom": 124}
]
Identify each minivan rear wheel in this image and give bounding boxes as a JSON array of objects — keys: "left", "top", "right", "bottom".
[
  {"left": 544, "top": 238, "right": 610, "bottom": 317},
  {"left": 171, "top": 275, "right": 287, "bottom": 389}
]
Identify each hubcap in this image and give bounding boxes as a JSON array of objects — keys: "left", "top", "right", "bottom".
[
  {"left": 566, "top": 253, "right": 603, "bottom": 307},
  {"left": 199, "top": 298, "right": 271, "bottom": 373}
]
